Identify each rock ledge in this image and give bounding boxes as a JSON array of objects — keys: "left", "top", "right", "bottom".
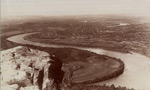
[{"left": 1, "top": 46, "right": 61, "bottom": 90}]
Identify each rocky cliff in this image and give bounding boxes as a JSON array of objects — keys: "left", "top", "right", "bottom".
[
  {"left": 1, "top": 45, "right": 126, "bottom": 90},
  {"left": 1, "top": 46, "right": 62, "bottom": 90}
]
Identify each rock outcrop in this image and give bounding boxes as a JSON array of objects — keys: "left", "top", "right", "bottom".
[{"left": 1, "top": 46, "right": 63, "bottom": 90}]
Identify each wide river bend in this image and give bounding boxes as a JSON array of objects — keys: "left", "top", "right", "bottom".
[{"left": 7, "top": 33, "right": 150, "bottom": 90}]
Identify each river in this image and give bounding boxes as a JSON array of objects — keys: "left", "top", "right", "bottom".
[{"left": 7, "top": 33, "right": 150, "bottom": 90}]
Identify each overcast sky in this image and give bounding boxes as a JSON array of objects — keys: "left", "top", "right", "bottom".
[{"left": 1, "top": 0, "right": 150, "bottom": 18}]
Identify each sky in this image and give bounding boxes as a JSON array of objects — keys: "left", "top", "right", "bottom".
[{"left": 1, "top": 0, "right": 150, "bottom": 18}]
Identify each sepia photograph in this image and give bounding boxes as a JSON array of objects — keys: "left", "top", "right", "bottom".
[{"left": 1, "top": 0, "right": 150, "bottom": 90}]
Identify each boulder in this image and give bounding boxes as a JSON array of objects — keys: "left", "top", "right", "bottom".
[{"left": 1, "top": 46, "right": 63, "bottom": 90}]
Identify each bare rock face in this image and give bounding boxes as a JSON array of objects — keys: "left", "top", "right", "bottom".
[
  {"left": 1, "top": 84, "right": 19, "bottom": 90},
  {"left": 1, "top": 46, "right": 62, "bottom": 90}
]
